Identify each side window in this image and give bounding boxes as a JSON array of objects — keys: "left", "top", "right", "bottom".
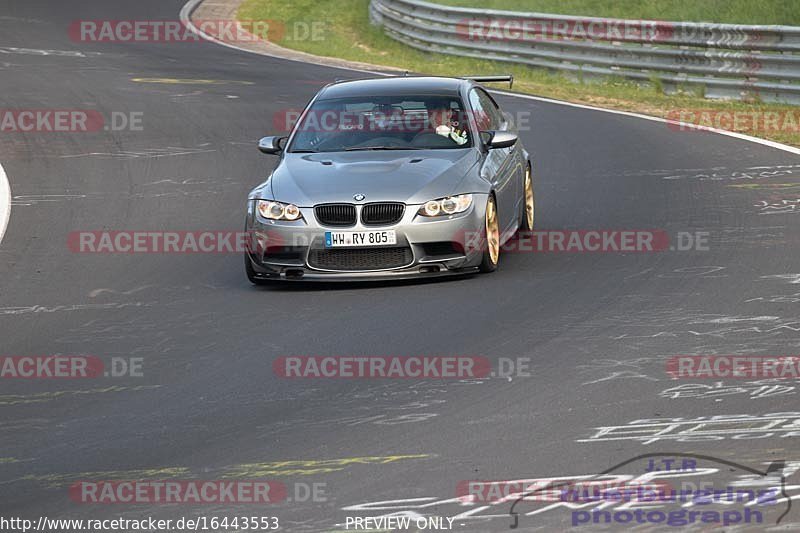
[
  {"left": 468, "top": 89, "right": 492, "bottom": 132},
  {"left": 477, "top": 89, "right": 506, "bottom": 130}
]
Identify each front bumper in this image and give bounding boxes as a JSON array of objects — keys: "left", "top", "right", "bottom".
[{"left": 245, "top": 199, "right": 486, "bottom": 281}]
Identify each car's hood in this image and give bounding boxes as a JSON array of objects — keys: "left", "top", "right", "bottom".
[{"left": 267, "top": 150, "right": 480, "bottom": 206}]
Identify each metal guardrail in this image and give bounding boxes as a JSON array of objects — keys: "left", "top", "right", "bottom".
[{"left": 369, "top": 0, "right": 800, "bottom": 104}]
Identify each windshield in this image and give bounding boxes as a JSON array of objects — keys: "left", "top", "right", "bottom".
[{"left": 288, "top": 94, "right": 473, "bottom": 153}]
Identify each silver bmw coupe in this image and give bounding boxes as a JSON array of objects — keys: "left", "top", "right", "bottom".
[{"left": 244, "top": 75, "right": 534, "bottom": 282}]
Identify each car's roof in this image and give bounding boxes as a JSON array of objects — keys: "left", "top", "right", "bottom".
[{"left": 318, "top": 76, "right": 467, "bottom": 100}]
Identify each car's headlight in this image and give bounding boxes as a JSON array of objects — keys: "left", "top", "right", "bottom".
[
  {"left": 256, "top": 200, "right": 302, "bottom": 221},
  {"left": 418, "top": 194, "right": 473, "bottom": 217}
]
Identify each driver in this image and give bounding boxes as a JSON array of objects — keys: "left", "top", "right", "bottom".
[{"left": 427, "top": 99, "right": 468, "bottom": 145}]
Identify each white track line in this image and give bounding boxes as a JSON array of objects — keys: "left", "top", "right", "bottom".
[
  {"left": 0, "top": 162, "right": 10, "bottom": 245},
  {"left": 180, "top": 0, "right": 800, "bottom": 156},
  {"left": 492, "top": 90, "right": 800, "bottom": 156}
]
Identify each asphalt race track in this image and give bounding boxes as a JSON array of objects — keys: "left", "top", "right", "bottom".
[{"left": 2, "top": 1, "right": 800, "bottom": 531}]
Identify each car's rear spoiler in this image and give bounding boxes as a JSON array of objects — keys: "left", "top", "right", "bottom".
[{"left": 460, "top": 75, "right": 514, "bottom": 88}]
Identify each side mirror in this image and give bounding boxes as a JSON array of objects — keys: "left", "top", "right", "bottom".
[
  {"left": 483, "top": 131, "right": 518, "bottom": 150},
  {"left": 258, "top": 136, "right": 287, "bottom": 155}
]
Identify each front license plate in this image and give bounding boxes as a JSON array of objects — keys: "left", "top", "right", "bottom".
[{"left": 325, "top": 230, "right": 397, "bottom": 248}]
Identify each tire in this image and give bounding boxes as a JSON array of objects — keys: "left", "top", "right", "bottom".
[
  {"left": 479, "top": 195, "right": 500, "bottom": 273},
  {"left": 520, "top": 164, "right": 535, "bottom": 232},
  {"left": 245, "top": 253, "right": 271, "bottom": 285}
]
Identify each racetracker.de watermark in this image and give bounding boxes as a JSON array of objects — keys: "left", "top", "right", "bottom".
[
  {"left": 453, "top": 19, "right": 778, "bottom": 47},
  {"left": 273, "top": 356, "right": 531, "bottom": 379},
  {"left": 274, "top": 356, "right": 490, "bottom": 379},
  {"left": 455, "top": 18, "right": 672, "bottom": 42},
  {"left": 69, "top": 481, "right": 288, "bottom": 504},
  {"left": 0, "top": 110, "right": 142, "bottom": 132},
  {"left": 68, "top": 231, "right": 259, "bottom": 254},
  {"left": 667, "top": 355, "right": 800, "bottom": 379},
  {"left": 457, "top": 479, "right": 673, "bottom": 503},
  {"left": 0, "top": 356, "right": 142, "bottom": 378},
  {"left": 667, "top": 109, "right": 800, "bottom": 134},
  {"left": 273, "top": 109, "right": 533, "bottom": 133},
  {"left": 459, "top": 230, "right": 709, "bottom": 253},
  {"left": 69, "top": 19, "right": 325, "bottom": 43}
]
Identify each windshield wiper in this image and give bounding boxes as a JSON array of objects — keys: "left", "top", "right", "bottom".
[
  {"left": 290, "top": 149, "right": 319, "bottom": 153},
  {"left": 345, "top": 146, "right": 424, "bottom": 151}
]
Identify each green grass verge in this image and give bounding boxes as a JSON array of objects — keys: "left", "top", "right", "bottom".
[
  {"left": 431, "top": 0, "right": 800, "bottom": 26},
  {"left": 238, "top": 0, "right": 800, "bottom": 147}
]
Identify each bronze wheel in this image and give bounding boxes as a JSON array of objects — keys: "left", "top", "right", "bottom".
[
  {"left": 523, "top": 165, "right": 534, "bottom": 230},
  {"left": 479, "top": 195, "right": 500, "bottom": 273},
  {"left": 519, "top": 166, "right": 536, "bottom": 231}
]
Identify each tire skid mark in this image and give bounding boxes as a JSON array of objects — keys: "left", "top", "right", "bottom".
[
  {"left": 1, "top": 456, "right": 430, "bottom": 488},
  {"left": 0, "top": 46, "right": 101, "bottom": 57},
  {"left": 0, "top": 302, "right": 157, "bottom": 316},
  {"left": 0, "top": 385, "right": 161, "bottom": 406},
  {"left": 5, "top": 467, "right": 190, "bottom": 489},
  {"left": 220, "top": 454, "right": 432, "bottom": 478}
]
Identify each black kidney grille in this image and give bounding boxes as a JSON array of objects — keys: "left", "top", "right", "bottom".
[
  {"left": 315, "top": 204, "right": 356, "bottom": 227},
  {"left": 361, "top": 203, "right": 405, "bottom": 226},
  {"left": 308, "top": 247, "right": 413, "bottom": 271}
]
